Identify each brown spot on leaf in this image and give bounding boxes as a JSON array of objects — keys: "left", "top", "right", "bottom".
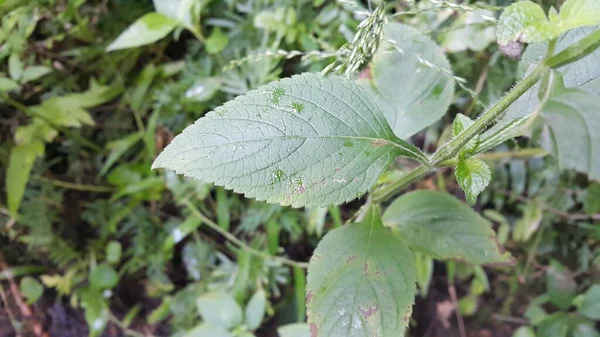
[
  {"left": 306, "top": 291, "right": 314, "bottom": 305},
  {"left": 310, "top": 323, "right": 318, "bottom": 337},
  {"left": 345, "top": 255, "right": 357, "bottom": 263}
]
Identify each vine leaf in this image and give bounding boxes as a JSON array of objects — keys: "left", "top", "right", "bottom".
[
  {"left": 306, "top": 207, "right": 416, "bottom": 337},
  {"left": 365, "top": 22, "right": 454, "bottom": 139},
  {"left": 532, "top": 73, "right": 600, "bottom": 180},
  {"left": 455, "top": 158, "right": 491, "bottom": 206},
  {"left": 153, "top": 73, "right": 425, "bottom": 208},
  {"left": 382, "top": 190, "right": 514, "bottom": 265}
]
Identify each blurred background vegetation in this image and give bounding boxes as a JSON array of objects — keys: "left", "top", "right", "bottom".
[{"left": 0, "top": 0, "right": 598, "bottom": 337}]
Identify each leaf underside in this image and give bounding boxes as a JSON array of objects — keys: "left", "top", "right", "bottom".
[
  {"left": 306, "top": 209, "right": 416, "bottom": 337},
  {"left": 153, "top": 73, "right": 421, "bottom": 208}
]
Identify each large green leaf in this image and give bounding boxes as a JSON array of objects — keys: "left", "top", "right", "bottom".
[
  {"left": 106, "top": 13, "right": 178, "bottom": 51},
  {"left": 306, "top": 208, "right": 416, "bottom": 337},
  {"left": 367, "top": 22, "right": 454, "bottom": 139},
  {"left": 382, "top": 190, "right": 513, "bottom": 265},
  {"left": 153, "top": 73, "right": 424, "bottom": 208},
  {"left": 533, "top": 74, "right": 600, "bottom": 180}
]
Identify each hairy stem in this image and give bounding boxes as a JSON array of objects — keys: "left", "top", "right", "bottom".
[{"left": 374, "top": 29, "right": 600, "bottom": 203}]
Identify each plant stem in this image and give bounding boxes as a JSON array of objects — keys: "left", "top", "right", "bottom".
[
  {"left": 374, "top": 28, "right": 600, "bottom": 202},
  {"left": 429, "top": 64, "right": 546, "bottom": 165},
  {"left": 372, "top": 165, "right": 431, "bottom": 202},
  {"left": 183, "top": 199, "right": 310, "bottom": 269},
  {"left": 30, "top": 175, "right": 115, "bottom": 193}
]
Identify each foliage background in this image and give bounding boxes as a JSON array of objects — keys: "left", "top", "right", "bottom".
[{"left": 0, "top": 0, "right": 599, "bottom": 337}]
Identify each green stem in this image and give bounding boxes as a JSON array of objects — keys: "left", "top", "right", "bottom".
[
  {"left": 374, "top": 28, "right": 600, "bottom": 203},
  {"left": 429, "top": 64, "right": 546, "bottom": 165},
  {"left": 183, "top": 199, "right": 309, "bottom": 269},
  {"left": 30, "top": 175, "right": 115, "bottom": 193},
  {"left": 373, "top": 165, "right": 431, "bottom": 202}
]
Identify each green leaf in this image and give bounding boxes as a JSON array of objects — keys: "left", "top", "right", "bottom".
[
  {"left": 0, "top": 77, "right": 20, "bottom": 92},
  {"left": 414, "top": 252, "right": 433, "bottom": 296},
  {"left": 148, "top": 297, "right": 171, "bottom": 324},
  {"left": 533, "top": 73, "right": 600, "bottom": 180},
  {"left": 105, "top": 241, "right": 122, "bottom": 265},
  {"left": 80, "top": 288, "right": 110, "bottom": 337},
  {"left": 458, "top": 295, "right": 478, "bottom": 316},
  {"left": 475, "top": 115, "right": 530, "bottom": 154},
  {"left": 546, "top": 260, "right": 576, "bottom": 310},
  {"left": 306, "top": 207, "right": 416, "bottom": 337},
  {"left": 19, "top": 276, "right": 43, "bottom": 304},
  {"left": 368, "top": 22, "right": 454, "bottom": 139},
  {"left": 99, "top": 132, "right": 143, "bottom": 177},
  {"left": 497, "top": 1, "right": 553, "bottom": 46},
  {"left": 455, "top": 158, "right": 491, "bottom": 205},
  {"left": 577, "top": 284, "right": 600, "bottom": 320},
  {"left": 277, "top": 323, "right": 311, "bottom": 337},
  {"left": 106, "top": 13, "right": 178, "bottom": 51},
  {"left": 497, "top": 0, "right": 600, "bottom": 47},
  {"left": 583, "top": 183, "right": 600, "bottom": 215},
  {"left": 558, "top": 0, "right": 600, "bottom": 33},
  {"left": 185, "top": 77, "right": 221, "bottom": 102},
  {"left": 245, "top": 289, "right": 267, "bottom": 330},
  {"left": 536, "top": 313, "right": 569, "bottom": 337},
  {"left": 197, "top": 292, "right": 243, "bottom": 330},
  {"left": 573, "top": 323, "right": 600, "bottom": 337},
  {"left": 441, "top": 10, "right": 496, "bottom": 53},
  {"left": 90, "top": 263, "right": 119, "bottom": 290},
  {"left": 382, "top": 190, "right": 514, "bottom": 265},
  {"left": 452, "top": 113, "right": 478, "bottom": 154},
  {"left": 20, "top": 65, "right": 52, "bottom": 83},
  {"left": 153, "top": 73, "right": 425, "bottom": 208},
  {"left": 7, "top": 142, "right": 44, "bottom": 216},
  {"left": 513, "top": 327, "right": 536, "bottom": 337},
  {"left": 8, "top": 54, "right": 23, "bottom": 81},
  {"left": 183, "top": 323, "right": 232, "bottom": 337},
  {"left": 206, "top": 27, "right": 229, "bottom": 54},
  {"left": 513, "top": 201, "right": 543, "bottom": 242}
]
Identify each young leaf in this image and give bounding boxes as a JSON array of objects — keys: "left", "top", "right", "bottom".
[
  {"left": 577, "top": 285, "right": 600, "bottom": 320},
  {"left": 79, "top": 288, "right": 110, "bottom": 337},
  {"left": 106, "top": 13, "right": 178, "bottom": 51},
  {"left": 533, "top": 73, "right": 600, "bottom": 180},
  {"left": 558, "top": 0, "right": 600, "bottom": 33},
  {"left": 367, "top": 22, "right": 454, "bottom": 139},
  {"left": 455, "top": 158, "right": 491, "bottom": 205},
  {"left": 513, "top": 327, "right": 536, "bottom": 337},
  {"left": 20, "top": 65, "right": 52, "bottom": 83},
  {"left": 0, "top": 77, "right": 20, "bottom": 92},
  {"left": 497, "top": 1, "right": 553, "bottom": 46},
  {"left": 196, "top": 292, "right": 243, "bottom": 330},
  {"left": 7, "top": 142, "right": 44, "bottom": 216},
  {"left": 452, "top": 114, "right": 478, "bottom": 154},
  {"left": 536, "top": 313, "right": 570, "bottom": 337},
  {"left": 306, "top": 208, "right": 416, "bottom": 337},
  {"left": 153, "top": 73, "right": 425, "bottom": 208},
  {"left": 90, "top": 263, "right": 119, "bottom": 290},
  {"left": 382, "top": 190, "right": 514, "bottom": 265},
  {"left": 546, "top": 260, "right": 576, "bottom": 310},
  {"left": 573, "top": 324, "right": 600, "bottom": 337}
]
